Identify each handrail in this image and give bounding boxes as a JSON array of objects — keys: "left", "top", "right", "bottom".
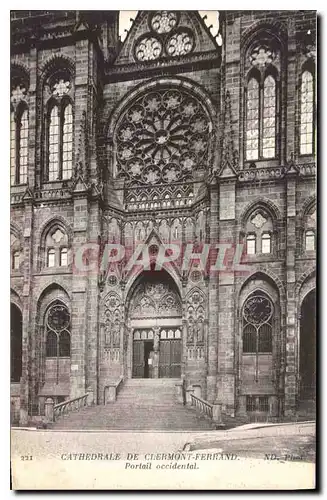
[
  {"left": 190, "top": 393, "right": 213, "bottom": 419},
  {"left": 54, "top": 393, "right": 89, "bottom": 419}
]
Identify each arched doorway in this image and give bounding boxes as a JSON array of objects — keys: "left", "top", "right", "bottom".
[
  {"left": 11, "top": 303, "right": 22, "bottom": 382},
  {"left": 127, "top": 270, "right": 182, "bottom": 379},
  {"left": 299, "top": 289, "right": 316, "bottom": 400}
]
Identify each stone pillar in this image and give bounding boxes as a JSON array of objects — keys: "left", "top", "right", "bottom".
[
  {"left": 182, "top": 319, "right": 187, "bottom": 378},
  {"left": 85, "top": 200, "right": 101, "bottom": 402},
  {"left": 216, "top": 177, "right": 237, "bottom": 416},
  {"left": 20, "top": 195, "right": 34, "bottom": 425},
  {"left": 70, "top": 193, "right": 89, "bottom": 398},
  {"left": 206, "top": 179, "right": 219, "bottom": 402},
  {"left": 284, "top": 171, "right": 298, "bottom": 415},
  {"left": 153, "top": 327, "right": 160, "bottom": 379},
  {"left": 44, "top": 397, "right": 54, "bottom": 422}
]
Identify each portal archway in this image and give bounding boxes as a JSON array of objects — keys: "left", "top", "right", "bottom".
[
  {"left": 299, "top": 289, "right": 316, "bottom": 400},
  {"left": 11, "top": 303, "right": 22, "bottom": 382},
  {"left": 126, "top": 270, "right": 182, "bottom": 379}
]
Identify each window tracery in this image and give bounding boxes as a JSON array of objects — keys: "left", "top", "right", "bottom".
[
  {"left": 242, "top": 292, "right": 273, "bottom": 354},
  {"left": 115, "top": 88, "right": 211, "bottom": 190},
  {"left": 43, "top": 225, "right": 70, "bottom": 269},
  {"left": 303, "top": 205, "right": 316, "bottom": 252},
  {"left": 10, "top": 102, "right": 29, "bottom": 185},
  {"left": 300, "top": 69, "right": 315, "bottom": 155},
  {"left": 150, "top": 11, "right": 178, "bottom": 33},
  {"left": 244, "top": 209, "right": 274, "bottom": 256},
  {"left": 45, "top": 302, "right": 71, "bottom": 358},
  {"left": 166, "top": 30, "right": 195, "bottom": 56},
  {"left": 44, "top": 70, "right": 73, "bottom": 181},
  {"left": 244, "top": 39, "right": 280, "bottom": 162},
  {"left": 134, "top": 12, "right": 195, "bottom": 62}
]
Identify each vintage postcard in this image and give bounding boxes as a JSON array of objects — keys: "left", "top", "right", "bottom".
[{"left": 10, "top": 9, "right": 316, "bottom": 490}]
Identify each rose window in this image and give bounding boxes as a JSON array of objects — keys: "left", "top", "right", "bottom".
[
  {"left": 47, "top": 304, "right": 70, "bottom": 330},
  {"left": 243, "top": 295, "right": 273, "bottom": 325},
  {"left": 115, "top": 89, "right": 211, "bottom": 186},
  {"left": 166, "top": 30, "right": 195, "bottom": 57},
  {"left": 150, "top": 11, "right": 178, "bottom": 33},
  {"left": 135, "top": 36, "right": 163, "bottom": 61}
]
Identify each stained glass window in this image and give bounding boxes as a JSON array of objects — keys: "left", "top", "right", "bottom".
[
  {"left": 47, "top": 248, "right": 55, "bottom": 267},
  {"left": 305, "top": 230, "right": 315, "bottom": 251},
  {"left": 300, "top": 71, "right": 314, "bottom": 155},
  {"left": 45, "top": 302, "right": 71, "bottom": 358},
  {"left": 263, "top": 75, "right": 276, "bottom": 158},
  {"left": 242, "top": 293, "right": 273, "bottom": 354},
  {"left": 49, "top": 105, "right": 60, "bottom": 181},
  {"left": 10, "top": 110, "right": 16, "bottom": 186},
  {"left": 261, "top": 233, "right": 271, "bottom": 254},
  {"left": 18, "top": 109, "right": 28, "bottom": 184},
  {"left": 135, "top": 36, "right": 162, "bottom": 61},
  {"left": 243, "top": 324, "right": 256, "bottom": 353},
  {"left": 166, "top": 30, "right": 194, "bottom": 57},
  {"left": 59, "top": 331, "right": 71, "bottom": 357},
  {"left": 246, "top": 78, "right": 259, "bottom": 160},
  {"left": 150, "top": 11, "right": 178, "bottom": 33},
  {"left": 115, "top": 89, "right": 210, "bottom": 187},
  {"left": 12, "top": 251, "right": 20, "bottom": 270},
  {"left": 246, "top": 234, "right": 256, "bottom": 255},
  {"left": 46, "top": 331, "right": 57, "bottom": 357},
  {"left": 11, "top": 107, "right": 29, "bottom": 185},
  {"left": 60, "top": 247, "right": 68, "bottom": 266},
  {"left": 62, "top": 103, "right": 73, "bottom": 179}
]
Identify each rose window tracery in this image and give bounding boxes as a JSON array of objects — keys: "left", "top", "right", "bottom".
[
  {"left": 135, "top": 36, "right": 163, "bottom": 61},
  {"left": 243, "top": 295, "right": 273, "bottom": 325},
  {"left": 134, "top": 12, "right": 195, "bottom": 62},
  {"left": 166, "top": 30, "right": 194, "bottom": 56},
  {"left": 115, "top": 89, "right": 211, "bottom": 186},
  {"left": 150, "top": 11, "right": 178, "bottom": 33}
]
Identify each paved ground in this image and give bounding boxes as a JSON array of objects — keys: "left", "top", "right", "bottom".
[{"left": 11, "top": 422, "right": 316, "bottom": 490}]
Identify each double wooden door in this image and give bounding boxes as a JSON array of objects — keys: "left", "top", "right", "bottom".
[
  {"left": 132, "top": 338, "right": 181, "bottom": 378},
  {"left": 159, "top": 339, "right": 181, "bottom": 378}
]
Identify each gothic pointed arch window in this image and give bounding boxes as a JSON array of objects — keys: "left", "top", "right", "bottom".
[
  {"left": 11, "top": 71, "right": 29, "bottom": 186},
  {"left": 44, "top": 69, "right": 73, "bottom": 181},
  {"left": 10, "top": 103, "right": 29, "bottom": 185},
  {"left": 242, "top": 292, "right": 273, "bottom": 354},
  {"left": 245, "top": 40, "right": 280, "bottom": 162},
  {"left": 45, "top": 302, "right": 71, "bottom": 358},
  {"left": 300, "top": 65, "right": 315, "bottom": 156},
  {"left": 42, "top": 224, "right": 70, "bottom": 269},
  {"left": 303, "top": 204, "right": 316, "bottom": 253},
  {"left": 243, "top": 208, "right": 274, "bottom": 256}
]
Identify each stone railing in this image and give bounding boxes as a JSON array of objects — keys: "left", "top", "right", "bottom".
[
  {"left": 34, "top": 188, "right": 72, "bottom": 201},
  {"left": 298, "top": 163, "right": 316, "bottom": 177},
  {"left": 104, "top": 377, "right": 124, "bottom": 404},
  {"left": 189, "top": 393, "right": 224, "bottom": 428},
  {"left": 238, "top": 166, "right": 285, "bottom": 183},
  {"left": 51, "top": 393, "right": 91, "bottom": 421}
]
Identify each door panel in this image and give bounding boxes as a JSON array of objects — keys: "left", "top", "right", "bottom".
[
  {"left": 159, "top": 340, "right": 181, "bottom": 378},
  {"left": 170, "top": 339, "right": 182, "bottom": 378},
  {"left": 133, "top": 341, "right": 144, "bottom": 378}
]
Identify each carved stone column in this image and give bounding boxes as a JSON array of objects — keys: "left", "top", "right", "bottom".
[{"left": 153, "top": 327, "right": 160, "bottom": 378}]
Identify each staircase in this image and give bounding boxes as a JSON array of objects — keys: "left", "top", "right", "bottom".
[{"left": 50, "top": 379, "right": 213, "bottom": 431}]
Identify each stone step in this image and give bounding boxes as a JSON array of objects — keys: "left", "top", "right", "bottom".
[{"left": 50, "top": 377, "right": 212, "bottom": 431}]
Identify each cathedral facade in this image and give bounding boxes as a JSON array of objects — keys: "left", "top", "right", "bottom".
[{"left": 10, "top": 10, "right": 316, "bottom": 425}]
